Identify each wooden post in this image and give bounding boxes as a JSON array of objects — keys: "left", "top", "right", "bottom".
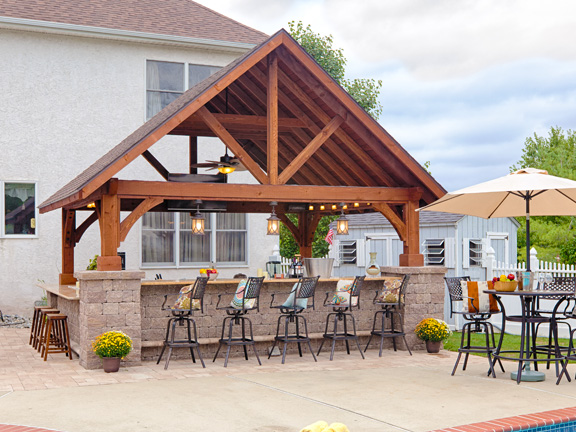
[
  {"left": 189, "top": 136, "right": 198, "bottom": 174},
  {"left": 97, "top": 191, "right": 122, "bottom": 271},
  {"left": 59, "top": 208, "right": 77, "bottom": 285},
  {"left": 297, "top": 212, "right": 321, "bottom": 258},
  {"left": 399, "top": 200, "right": 424, "bottom": 266},
  {"left": 267, "top": 53, "right": 279, "bottom": 184}
]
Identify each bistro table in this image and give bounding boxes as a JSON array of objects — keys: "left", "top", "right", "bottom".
[{"left": 484, "top": 289, "right": 572, "bottom": 384}]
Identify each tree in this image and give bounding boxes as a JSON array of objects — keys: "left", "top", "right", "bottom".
[
  {"left": 279, "top": 214, "right": 338, "bottom": 259},
  {"left": 512, "top": 127, "right": 576, "bottom": 263},
  {"left": 288, "top": 21, "right": 383, "bottom": 119}
]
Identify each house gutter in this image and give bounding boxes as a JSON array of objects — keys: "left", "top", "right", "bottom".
[{"left": 0, "top": 16, "right": 259, "bottom": 52}]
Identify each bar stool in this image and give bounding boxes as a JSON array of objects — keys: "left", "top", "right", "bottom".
[
  {"left": 365, "top": 275, "right": 412, "bottom": 356},
  {"left": 39, "top": 313, "right": 73, "bottom": 361},
  {"left": 317, "top": 276, "right": 365, "bottom": 360},
  {"left": 157, "top": 276, "right": 208, "bottom": 369},
  {"left": 213, "top": 277, "right": 264, "bottom": 367},
  {"left": 35, "top": 308, "right": 60, "bottom": 351},
  {"left": 29, "top": 305, "right": 56, "bottom": 348},
  {"left": 269, "top": 276, "right": 319, "bottom": 363}
]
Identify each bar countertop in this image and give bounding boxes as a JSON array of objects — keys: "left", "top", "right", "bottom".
[
  {"left": 38, "top": 283, "right": 80, "bottom": 301},
  {"left": 141, "top": 276, "right": 389, "bottom": 286}
]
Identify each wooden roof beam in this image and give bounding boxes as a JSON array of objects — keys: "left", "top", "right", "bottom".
[
  {"left": 278, "top": 114, "right": 344, "bottom": 185},
  {"left": 142, "top": 150, "right": 170, "bottom": 180},
  {"left": 268, "top": 53, "right": 279, "bottom": 184},
  {"left": 116, "top": 179, "right": 422, "bottom": 203}
]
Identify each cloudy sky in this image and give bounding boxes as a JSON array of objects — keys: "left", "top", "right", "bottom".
[{"left": 196, "top": 0, "right": 576, "bottom": 192}]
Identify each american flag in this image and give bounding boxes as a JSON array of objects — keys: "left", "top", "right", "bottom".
[{"left": 325, "top": 228, "right": 334, "bottom": 245}]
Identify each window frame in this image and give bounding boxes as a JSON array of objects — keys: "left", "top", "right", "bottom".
[
  {"left": 1, "top": 180, "right": 39, "bottom": 239},
  {"left": 145, "top": 59, "right": 221, "bottom": 120},
  {"left": 339, "top": 240, "right": 358, "bottom": 265},
  {"left": 468, "top": 239, "right": 483, "bottom": 267},
  {"left": 140, "top": 212, "right": 249, "bottom": 269},
  {"left": 423, "top": 238, "right": 445, "bottom": 266}
]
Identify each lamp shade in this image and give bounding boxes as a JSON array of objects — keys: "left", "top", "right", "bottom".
[
  {"left": 191, "top": 211, "right": 205, "bottom": 235},
  {"left": 218, "top": 165, "right": 235, "bottom": 174},
  {"left": 267, "top": 213, "right": 281, "bottom": 235},
  {"left": 336, "top": 214, "right": 349, "bottom": 235}
]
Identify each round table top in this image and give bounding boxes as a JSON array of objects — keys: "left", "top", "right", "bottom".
[{"left": 483, "top": 289, "right": 573, "bottom": 297}]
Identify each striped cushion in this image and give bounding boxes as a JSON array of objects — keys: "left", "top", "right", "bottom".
[{"left": 461, "top": 281, "right": 499, "bottom": 313}]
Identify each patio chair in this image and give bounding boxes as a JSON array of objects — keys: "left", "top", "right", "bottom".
[
  {"left": 317, "top": 276, "right": 365, "bottom": 360},
  {"left": 533, "top": 276, "right": 576, "bottom": 370},
  {"left": 365, "top": 275, "right": 412, "bottom": 357},
  {"left": 213, "top": 276, "right": 265, "bottom": 367},
  {"left": 445, "top": 276, "right": 504, "bottom": 377},
  {"left": 268, "top": 276, "right": 319, "bottom": 363},
  {"left": 157, "top": 276, "right": 208, "bottom": 369}
]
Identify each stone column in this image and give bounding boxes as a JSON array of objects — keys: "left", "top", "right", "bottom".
[
  {"left": 75, "top": 270, "right": 145, "bottom": 369},
  {"left": 380, "top": 266, "right": 447, "bottom": 351}
]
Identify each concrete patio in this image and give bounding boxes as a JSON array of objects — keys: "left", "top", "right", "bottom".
[{"left": 2, "top": 327, "right": 576, "bottom": 432}]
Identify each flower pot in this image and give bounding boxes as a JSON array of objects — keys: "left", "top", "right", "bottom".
[
  {"left": 102, "top": 357, "right": 121, "bottom": 373},
  {"left": 425, "top": 340, "right": 442, "bottom": 354}
]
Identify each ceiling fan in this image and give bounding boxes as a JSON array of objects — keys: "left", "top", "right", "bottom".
[{"left": 191, "top": 148, "right": 246, "bottom": 174}]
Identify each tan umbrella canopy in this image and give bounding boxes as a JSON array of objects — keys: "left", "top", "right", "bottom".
[{"left": 418, "top": 168, "right": 576, "bottom": 270}]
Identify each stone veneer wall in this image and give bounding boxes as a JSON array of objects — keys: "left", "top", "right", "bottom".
[
  {"left": 75, "top": 271, "right": 145, "bottom": 369},
  {"left": 46, "top": 292, "right": 80, "bottom": 352},
  {"left": 380, "top": 266, "right": 448, "bottom": 351}
]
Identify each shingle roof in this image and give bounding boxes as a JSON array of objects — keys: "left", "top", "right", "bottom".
[
  {"left": 0, "top": 0, "right": 267, "bottom": 45},
  {"left": 346, "top": 211, "right": 465, "bottom": 227}
]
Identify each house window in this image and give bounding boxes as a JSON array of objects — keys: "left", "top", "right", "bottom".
[
  {"left": 142, "top": 212, "right": 247, "bottom": 267},
  {"left": 2, "top": 182, "right": 37, "bottom": 237},
  {"left": 146, "top": 60, "right": 220, "bottom": 119},
  {"left": 468, "top": 239, "right": 483, "bottom": 267},
  {"left": 423, "top": 239, "right": 445, "bottom": 266},
  {"left": 339, "top": 240, "right": 357, "bottom": 265}
]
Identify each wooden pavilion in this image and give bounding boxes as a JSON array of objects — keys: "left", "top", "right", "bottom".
[{"left": 38, "top": 29, "right": 446, "bottom": 284}]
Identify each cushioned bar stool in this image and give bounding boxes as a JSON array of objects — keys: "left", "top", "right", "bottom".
[
  {"left": 317, "top": 276, "right": 365, "bottom": 361},
  {"left": 39, "top": 313, "right": 73, "bottom": 361},
  {"left": 35, "top": 308, "right": 60, "bottom": 351},
  {"left": 29, "top": 306, "right": 56, "bottom": 348},
  {"left": 269, "top": 276, "right": 320, "bottom": 364},
  {"left": 365, "top": 275, "right": 412, "bottom": 356},
  {"left": 445, "top": 276, "right": 503, "bottom": 377},
  {"left": 157, "top": 276, "right": 208, "bottom": 369},
  {"left": 213, "top": 276, "right": 264, "bottom": 367}
]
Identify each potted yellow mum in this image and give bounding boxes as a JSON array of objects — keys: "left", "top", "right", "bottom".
[
  {"left": 92, "top": 330, "right": 132, "bottom": 372},
  {"left": 414, "top": 318, "right": 451, "bottom": 353}
]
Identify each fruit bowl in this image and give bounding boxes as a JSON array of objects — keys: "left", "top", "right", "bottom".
[
  {"left": 494, "top": 280, "right": 518, "bottom": 292},
  {"left": 208, "top": 272, "right": 218, "bottom": 280}
]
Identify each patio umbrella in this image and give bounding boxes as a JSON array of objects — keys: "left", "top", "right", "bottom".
[{"left": 418, "top": 168, "right": 576, "bottom": 271}]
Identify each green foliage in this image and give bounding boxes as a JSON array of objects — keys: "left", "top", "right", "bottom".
[
  {"left": 279, "top": 214, "right": 338, "bottom": 259},
  {"left": 86, "top": 255, "right": 98, "bottom": 271},
  {"left": 512, "top": 127, "right": 576, "bottom": 263},
  {"left": 560, "top": 236, "right": 576, "bottom": 265},
  {"left": 288, "top": 21, "right": 383, "bottom": 119}
]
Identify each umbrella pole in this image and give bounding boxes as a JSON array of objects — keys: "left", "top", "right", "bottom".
[{"left": 526, "top": 194, "right": 530, "bottom": 272}]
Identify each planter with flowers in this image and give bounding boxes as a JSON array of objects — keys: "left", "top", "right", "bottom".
[
  {"left": 414, "top": 318, "right": 451, "bottom": 353},
  {"left": 92, "top": 330, "right": 133, "bottom": 372}
]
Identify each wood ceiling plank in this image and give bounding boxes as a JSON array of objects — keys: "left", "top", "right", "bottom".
[
  {"left": 196, "top": 106, "right": 269, "bottom": 185},
  {"left": 278, "top": 114, "right": 344, "bottom": 184}
]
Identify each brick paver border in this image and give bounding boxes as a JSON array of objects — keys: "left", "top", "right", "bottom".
[
  {"left": 0, "top": 425, "right": 64, "bottom": 432},
  {"left": 430, "top": 406, "right": 576, "bottom": 432}
]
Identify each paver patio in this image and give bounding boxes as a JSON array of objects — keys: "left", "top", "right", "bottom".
[{"left": 2, "top": 327, "right": 576, "bottom": 432}]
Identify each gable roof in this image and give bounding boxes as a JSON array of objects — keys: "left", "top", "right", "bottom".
[
  {"left": 39, "top": 29, "right": 446, "bottom": 213},
  {"left": 0, "top": 0, "right": 267, "bottom": 45},
  {"left": 345, "top": 211, "right": 465, "bottom": 227}
]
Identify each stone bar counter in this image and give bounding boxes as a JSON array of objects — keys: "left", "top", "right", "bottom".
[{"left": 41, "top": 266, "right": 446, "bottom": 369}]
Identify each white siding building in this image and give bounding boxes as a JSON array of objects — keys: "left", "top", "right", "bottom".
[{"left": 0, "top": 1, "right": 278, "bottom": 314}]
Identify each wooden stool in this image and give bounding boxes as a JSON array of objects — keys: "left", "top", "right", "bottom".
[
  {"left": 29, "top": 306, "right": 55, "bottom": 348},
  {"left": 35, "top": 308, "right": 59, "bottom": 351},
  {"left": 39, "top": 313, "right": 73, "bottom": 361}
]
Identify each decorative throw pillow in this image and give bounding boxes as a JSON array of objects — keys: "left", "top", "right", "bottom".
[
  {"left": 282, "top": 282, "right": 308, "bottom": 309},
  {"left": 172, "top": 285, "right": 201, "bottom": 310},
  {"left": 330, "top": 279, "right": 356, "bottom": 307},
  {"left": 460, "top": 280, "right": 499, "bottom": 313},
  {"left": 377, "top": 277, "right": 404, "bottom": 303},
  {"left": 230, "top": 280, "right": 256, "bottom": 309}
]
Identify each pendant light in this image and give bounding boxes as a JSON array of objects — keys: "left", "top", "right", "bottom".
[
  {"left": 336, "top": 203, "right": 349, "bottom": 235},
  {"left": 267, "top": 201, "right": 281, "bottom": 235},
  {"left": 191, "top": 200, "right": 205, "bottom": 235}
]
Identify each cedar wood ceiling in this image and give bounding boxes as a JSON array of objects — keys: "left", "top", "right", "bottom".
[{"left": 39, "top": 29, "right": 446, "bottom": 213}]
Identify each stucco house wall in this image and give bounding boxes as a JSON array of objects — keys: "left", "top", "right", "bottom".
[{"left": 0, "top": 24, "right": 276, "bottom": 314}]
